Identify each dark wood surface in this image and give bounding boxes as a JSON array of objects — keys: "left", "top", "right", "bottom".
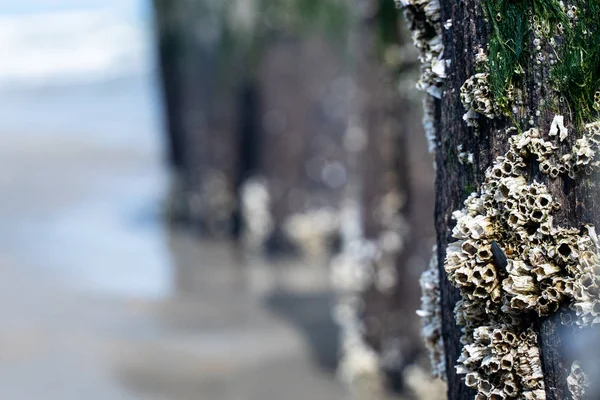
[{"left": 436, "top": 0, "right": 600, "bottom": 398}]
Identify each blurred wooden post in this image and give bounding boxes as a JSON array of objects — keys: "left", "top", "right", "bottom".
[
  {"left": 152, "top": 0, "right": 241, "bottom": 236},
  {"left": 152, "top": 0, "right": 186, "bottom": 170},
  {"left": 255, "top": 33, "right": 348, "bottom": 256},
  {"left": 336, "top": 0, "right": 432, "bottom": 393}
]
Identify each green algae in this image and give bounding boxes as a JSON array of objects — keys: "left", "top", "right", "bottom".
[
  {"left": 551, "top": 1, "right": 600, "bottom": 125},
  {"left": 482, "top": 0, "right": 600, "bottom": 125}
]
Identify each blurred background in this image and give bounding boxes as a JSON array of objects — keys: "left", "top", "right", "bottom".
[{"left": 0, "top": 0, "right": 440, "bottom": 399}]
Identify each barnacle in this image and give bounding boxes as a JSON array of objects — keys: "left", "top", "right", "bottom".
[
  {"left": 457, "top": 144, "right": 475, "bottom": 165},
  {"left": 417, "top": 248, "right": 446, "bottom": 379},
  {"left": 397, "top": 0, "right": 445, "bottom": 98}
]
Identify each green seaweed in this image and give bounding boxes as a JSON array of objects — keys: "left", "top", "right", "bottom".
[
  {"left": 483, "top": 0, "right": 566, "bottom": 112},
  {"left": 482, "top": 0, "right": 600, "bottom": 125},
  {"left": 551, "top": 1, "right": 600, "bottom": 125},
  {"left": 483, "top": 0, "right": 530, "bottom": 112}
]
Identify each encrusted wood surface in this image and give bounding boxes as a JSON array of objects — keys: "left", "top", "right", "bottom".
[{"left": 436, "top": 0, "right": 599, "bottom": 398}]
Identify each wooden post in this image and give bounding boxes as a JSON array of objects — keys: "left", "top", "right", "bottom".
[{"left": 402, "top": 0, "right": 600, "bottom": 398}]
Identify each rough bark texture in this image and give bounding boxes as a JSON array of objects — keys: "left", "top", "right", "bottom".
[{"left": 437, "top": 1, "right": 597, "bottom": 398}]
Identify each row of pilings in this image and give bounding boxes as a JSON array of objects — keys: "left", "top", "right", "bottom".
[{"left": 151, "top": 0, "right": 440, "bottom": 396}]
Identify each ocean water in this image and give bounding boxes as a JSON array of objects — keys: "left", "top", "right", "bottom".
[
  {"left": 0, "top": 0, "right": 163, "bottom": 146},
  {"left": 0, "top": 1, "right": 151, "bottom": 88},
  {"left": 0, "top": 0, "right": 172, "bottom": 298}
]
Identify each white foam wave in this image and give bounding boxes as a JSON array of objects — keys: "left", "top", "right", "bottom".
[{"left": 0, "top": 7, "right": 151, "bottom": 89}]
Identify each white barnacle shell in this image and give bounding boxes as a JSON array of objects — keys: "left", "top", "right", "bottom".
[
  {"left": 463, "top": 109, "right": 480, "bottom": 126},
  {"left": 586, "top": 225, "right": 600, "bottom": 250},
  {"left": 465, "top": 371, "right": 481, "bottom": 388},
  {"left": 463, "top": 343, "right": 488, "bottom": 363},
  {"left": 478, "top": 379, "right": 494, "bottom": 396},
  {"left": 507, "top": 210, "right": 526, "bottom": 227},
  {"left": 461, "top": 239, "right": 479, "bottom": 256},
  {"left": 452, "top": 210, "right": 473, "bottom": 239},
  {"left": 473, "top": 326, "right": 492, "bottom": 343},
  {"left": 522, "top": 390, "right": 546, "bottom": 400},
  {"left": 466, "top": 195, "right": 485, "bottom": 215},
  {"left": 446, "top": 241, "right": 466, "bottom": 263},
  {"left": 468, "top": 215, "right": 493, "bottom": 239},
  {"left": 549, "top": 114, "right": 568, "bottom": 141},
  {"left": 500, "top": 353, "right": 514, "bottom": 370},
  {"left": 476, "top": 245, "right": 493, "bottom": 263},
  {"left": 532, "top": 263, "right": 560, "bottom": 281},
  {"left": 573, "top": 136, "right": 596, "bottom": 165},
  {"left": 509, "top": 294, "right": 538, "bottom": 310},
  {"left": 481, "top": 355, "right": 501, "bottom": 373},
  {"left": 504, "top": 275, "right": 537, "bottom": 294},
  {"left": 455, "top": 267, "right": 475, "bottom": 287},
  {"left": 431, "top": 57, "right": 447, "bottom": 78}
]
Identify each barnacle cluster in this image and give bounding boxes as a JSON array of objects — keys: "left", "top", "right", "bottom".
[
  {"left": 240, "top": 176, "right": 273, "bottom": 251},
  {"left": 460, "top": 73, "right": 499, "bottom": 127},
  {"left": 396, "top": 0, "right": 444, "bottom": 99},
  {"left": 332, "top": 235, "right": 387, "bottom": 398},
  {"left": 459, "top": 47, "right": 520, "bottom": 126},
  {"left": 568, "top": 121, "right": 600, "bottom": 176},
  {"left": 566, "top": 225, "right": 600, "bottom": 326},
  {"left": 458, "top": 324, "right": 546, "bottom": 400},
  {"left": 567, "top": 361, "right": 589, "bottom": 400},
  {"left": 510, "top": 118, "right": 600, "bottom": 179},
  {"left": 331, "top": 196, "right": 400, "bottom": 395},
  {"left": 417, "top": 248, "right": 446, "bottom": 379},
  {"left": 283, "top": 208, "right": 339, "bottom": 258},
  {"left": 445, "top": 118, "right": 600, "bottom": 398}
]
